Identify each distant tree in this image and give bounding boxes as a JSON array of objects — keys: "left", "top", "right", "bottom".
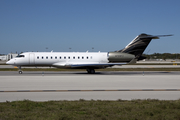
[{"left": 142, "top": 53, "right": 180, "bottom": 59}]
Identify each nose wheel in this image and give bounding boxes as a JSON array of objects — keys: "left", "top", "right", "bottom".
[{"left": 18, "top": 66, "right": 23, "bottom": 74}]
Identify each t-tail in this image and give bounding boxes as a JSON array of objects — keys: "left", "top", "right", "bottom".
[
  {"left": 118, "top": 33, "right": 172, "bottom": 60},
  {"left": 108, "top": 33, "right": 172, "bottom": 63}
]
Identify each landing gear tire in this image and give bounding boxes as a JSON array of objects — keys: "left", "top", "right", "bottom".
[
  {"left": 18, "top": 66, "right": 22, "bottom": 74},
  {"left": 87, "top": 69, "right": 95, "bottom": 74}
]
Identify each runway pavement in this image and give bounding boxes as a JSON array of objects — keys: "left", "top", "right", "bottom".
[{"left": 0, "top": 71, "right": 180, "bottom": 102}]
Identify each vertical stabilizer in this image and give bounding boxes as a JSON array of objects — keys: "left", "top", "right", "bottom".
[{"left": 117, "top": 33, "right": 172, "bottom": 58}]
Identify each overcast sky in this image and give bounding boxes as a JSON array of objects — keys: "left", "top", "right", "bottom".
[{"left": 0, "top": 0, "right": 179, "bottom": 54}]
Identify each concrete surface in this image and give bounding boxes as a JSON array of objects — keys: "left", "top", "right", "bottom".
[{"left": 0, "top": 71, "right": 180, "bottom": 102}]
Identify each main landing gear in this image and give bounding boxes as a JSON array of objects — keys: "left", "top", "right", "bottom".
[
  {"left": 86, "top": 68, "right": 95, "bottom": 74},
  {"left": 18, "top": 66, "right": 23, "bottom": 74}
]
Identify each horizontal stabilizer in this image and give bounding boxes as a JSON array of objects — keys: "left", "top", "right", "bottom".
[{"left": 140, "top": 34, "right": 173, "bottom": 39}]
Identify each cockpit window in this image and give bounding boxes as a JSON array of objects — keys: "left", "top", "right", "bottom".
[{"left": 16, "top": 55, "right": 25, "bottom": 58}]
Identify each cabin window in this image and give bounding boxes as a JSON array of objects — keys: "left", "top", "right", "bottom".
[
  {"left": 91, "top": 56, "right": 92, "bottom": 59},
  {"left": 68, "top": 57, "right": 70, "bottom": 59},
  {"left": 46, "top": 57, "right": 48, "bottom": 59},
  {"left": 55, "top": 57, "right": 57, "bottom": 59},
  {"left": 37, "top": 56, "right": 39, "bottom": 59},
  {"left": 73, "top": 57, "right": 75, "bottom": 59},
  {"left": 78, "top": 57, "right": 80, "bottom": 59},
  {"left": 42, "top": 57, "right": 44, "bottom": 59},
  {"left": 59, "top": 57, "right": 61, "bottom": 59},
  {"left": 82, "top": 57, "right": 84, "bottom": 59},
  {"left": 64, "top": 57, "right": 66, "bottom": 59},
  {"left": 87, "top": 57, "right": 88, "bottom": 59},
  {"left": 51, "top": 57, "right": 53, "bottom": 59}
]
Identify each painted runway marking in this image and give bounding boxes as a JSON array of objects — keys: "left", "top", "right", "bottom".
[{"left": 0, "top": 89, "right": 180, "bottom": 92}]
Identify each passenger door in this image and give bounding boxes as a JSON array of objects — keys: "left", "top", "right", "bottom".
[{"left": 29, "top": 53, "right": 35, "bottom": 65}]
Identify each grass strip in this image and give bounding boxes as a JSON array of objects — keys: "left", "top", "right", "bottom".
[
  {"left": 0, "top": 99, "right": 180, "bottom": 120},
  {"left": 121, "top": 62, "right": 180, "bottom": 65}
]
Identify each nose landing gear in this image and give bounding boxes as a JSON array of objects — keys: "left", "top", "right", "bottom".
[
  {"left": 19, "top": 71, "right": 23, "bottom": 74},
  {"left": 18, "top": 66, "right": 23, "bottom": 74}
]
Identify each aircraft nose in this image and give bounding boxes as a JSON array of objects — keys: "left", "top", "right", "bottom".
[{"left": 6, "top": 60, "right": 14, "bottom": 65}]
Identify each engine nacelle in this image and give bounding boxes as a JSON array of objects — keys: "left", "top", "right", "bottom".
[{"left": 108, "top": 52, "right": 135, "bottom": 62}]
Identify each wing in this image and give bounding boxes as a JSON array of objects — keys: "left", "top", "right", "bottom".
[{"left": 52, "top": 62, "right": 126, "bottom": 69}]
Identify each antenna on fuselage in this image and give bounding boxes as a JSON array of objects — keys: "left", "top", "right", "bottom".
[{"left": 46, "top": 47, "right": 48, "bottom": 52}]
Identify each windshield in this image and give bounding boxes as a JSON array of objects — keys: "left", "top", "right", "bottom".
[{"left": 16, "top": 55, "right": 25, "bottom": 58}]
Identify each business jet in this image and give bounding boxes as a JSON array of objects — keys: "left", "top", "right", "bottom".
[{"left": 6, "top": 33, "right": 172, "bottom": 74}]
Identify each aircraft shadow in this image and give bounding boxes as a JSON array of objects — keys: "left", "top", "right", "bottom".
[{"left": 21, "top": 71, "right": 175, "bottom": 76}]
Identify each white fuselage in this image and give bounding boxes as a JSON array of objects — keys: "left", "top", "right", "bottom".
[{"left": 7, "top": 52, "right": 109, "bottom": 68}]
